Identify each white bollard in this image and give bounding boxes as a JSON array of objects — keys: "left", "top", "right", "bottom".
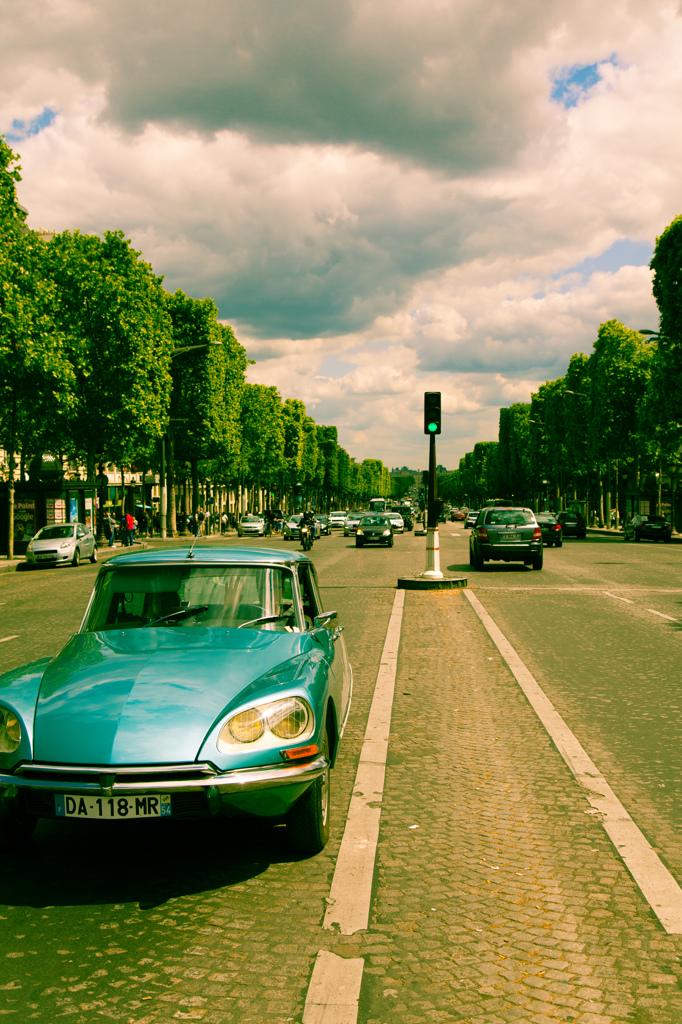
[{"left": 422, "top": 526, "right": 443, "bottom": 579}]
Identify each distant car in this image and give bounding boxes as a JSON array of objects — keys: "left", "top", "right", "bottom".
[
  {"left": 237, "top": 514, "right": 265, "bottom": 538},
  {"left": 24, "top": 523, "right": 97, "bottom": 569},
  {"left": 355, "top": 515, "right": 394, "bottom": 547},
  {"left": 451, "top": 509, "right": 467, "bottom": 521},
  {"left": 464, "top": 510, "right": 479, "bottom": 529},
  {"left": 329, "top": 512, "right": 347, "bottom": 529},
  {"left": 344, "top": 513, "right": 364, "bottom": 537},
  {"left": 0, "top": 547, "right": 352, "bottom": 853},
  {"left": 384, "top": 512, "right": 404, "bottom": 534},
  {"left": 535, "top": 512, "right": 563, "bottom": 547},
  {"left": 315, "top": 515, "right": 331, "bottom": 536},
  {"left": 624, "top": 514, "right": 672, "bottom": 543},
  {"left": 283, "top": 515, "right": 303, "bottom": 540},
  {"left": 556, "top": 511, "right": 587, "bottom": 539},
  {"left": 469, "top": 507, "right": 543, "bottom": 570}
]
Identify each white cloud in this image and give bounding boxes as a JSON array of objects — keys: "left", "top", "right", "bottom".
[{"left": 1, "top": 0, "right": 681, "bottom": 467}]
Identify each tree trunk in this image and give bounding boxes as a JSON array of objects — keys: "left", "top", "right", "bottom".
[
  {"left": 7, "top": 452, "right": 15, "bottom": 560},
  {"left": 191, "top": 458, "right": 199, "bottom": 514}
]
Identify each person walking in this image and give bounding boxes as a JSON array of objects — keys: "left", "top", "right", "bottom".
[
  {"left": 124, "top": 511, "right": 135, "bottom": 546},
  {"left": 107, "top": 513, "right": 117, "bottom": 547},
  {"left": 196, "top": 509, "right": 205, "bottom": 537}
]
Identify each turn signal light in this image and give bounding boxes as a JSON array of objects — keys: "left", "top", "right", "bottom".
[{"left": 280, "top": 744, "right": 319, "bottom": 762}]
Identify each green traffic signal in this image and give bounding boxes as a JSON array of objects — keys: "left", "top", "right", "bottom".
[
  {"left": 427, "top": 421, "right": 438, "bottom": 432},
  {"left": 423, "top": 392, "right": 441, "bottom": 435}
]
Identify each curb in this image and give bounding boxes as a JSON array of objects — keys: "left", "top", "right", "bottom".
[{"left": 397, "top": 575, "right": 468, "bottom": 591}]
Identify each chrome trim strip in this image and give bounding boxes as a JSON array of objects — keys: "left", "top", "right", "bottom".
[
  {"left": 1, "top": 757, "right": 327, "bottom": 795},
  {"left": 16, "top": 762, "right": 217, "bottom": 777}
]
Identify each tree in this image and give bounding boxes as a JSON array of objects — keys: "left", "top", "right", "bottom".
[
  {"left": 240, "top": 383, "right": 285, "bottom": 509},
  {"left": 0, "top": 136, "right": 27, "bottom": 239},
  {"left": 46, "top": 230, "right": 173, "bottom": 482}
]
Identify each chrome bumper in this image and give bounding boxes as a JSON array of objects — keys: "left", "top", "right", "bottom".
[{"left": 0, "top": 757, "right": 327, "bottom": 797}]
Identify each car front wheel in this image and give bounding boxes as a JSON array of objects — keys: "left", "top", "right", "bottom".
[{"left": 287, "top": 733, "right": 330, "bottom": 853}]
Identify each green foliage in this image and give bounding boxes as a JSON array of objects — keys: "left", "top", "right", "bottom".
[
  {"left": 0, "top": 137, "right": 27, "bottom": 239},
  {"left": 46, "top": 229, "right": 173, "bottom": 477}
]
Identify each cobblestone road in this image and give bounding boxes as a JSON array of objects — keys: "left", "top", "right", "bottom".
[{"left": 0, "top": 528, "right": 680, "bottom": 1022}]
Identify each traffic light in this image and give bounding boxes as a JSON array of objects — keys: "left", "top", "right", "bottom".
[{"left": 424, "top": 392, "right": 441, "bottom": 435}]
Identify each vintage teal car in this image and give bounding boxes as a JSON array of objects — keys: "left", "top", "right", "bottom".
[{"left": 0, "top": 547, "right": 352, "bottom": 853}]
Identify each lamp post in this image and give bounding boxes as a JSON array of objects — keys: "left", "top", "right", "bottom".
[{"left": 160, "top": 341, "right": 222, "bottom": 540}]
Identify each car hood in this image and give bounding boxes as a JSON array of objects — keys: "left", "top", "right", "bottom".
[{"left": 33, "top": 628, "right": 312, "bottom": 766}]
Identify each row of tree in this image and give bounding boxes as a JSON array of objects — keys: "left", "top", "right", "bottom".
[
  {"left": 439, "top": 216, "right": 682, "bottom": 526},
  {"left": 0, "top": 137, "right": 392, "bottom": 553}
]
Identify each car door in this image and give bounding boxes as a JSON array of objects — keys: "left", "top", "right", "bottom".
[
  {"left": 297, "top": 562, "right": 351, "bottom": 739},
  {"left": 76, "top": 524, "right": 89, "bottom": 556}
]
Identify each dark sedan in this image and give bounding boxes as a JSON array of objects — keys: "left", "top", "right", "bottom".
[
  {"left": 315, "top": 515, "right": 331, "bottom": 536},
  {"left": 556, "top": 510, "right": 587, "bottom": 539},
  {"left": 624, "top": 514, "right": 672, "bottom": 543},
  {"left": 535, "top": 512, "right": 563, "bottom": 547},
  {"left": 355, "top": 515, "right": 394, "bottom": 547},
  {"left": 469, "top": 507, "right": 543, "bottom": 570}
]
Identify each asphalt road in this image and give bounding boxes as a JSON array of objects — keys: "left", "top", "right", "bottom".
[{"left": 0, "top": 526, "right": 681, "bottom": 1023}]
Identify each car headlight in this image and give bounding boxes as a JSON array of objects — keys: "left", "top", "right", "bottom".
[
  {"left": 0, "top": 708, "right": 21, "bottom": 753},
  {"left": 356, "top": 529, "right": 364, "bottom": 536},
  {"left": 383, "top": 529, "right": 391, "bottom": 536},
  {"left": 217, "top": 697, "right": 314, "bottom": 751},
  {"left": 59, "top": 542, "right": 71, "bottom": 549}
]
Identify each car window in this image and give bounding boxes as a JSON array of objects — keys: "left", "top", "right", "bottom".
[
  {"left": 360, "top": 516, "right": 387, "bottom": 525},
  {"left": 82, "top": 565, "right": 300, "bottom": 632},
  {"left": 297, "top": 564, "right": 321, "bottom": 627},
  {"left": 36, "top": 525, "right": 74, "bottom": 540},
  {"left": 485, "top": 510, "right": 534, "bottom": 526}
]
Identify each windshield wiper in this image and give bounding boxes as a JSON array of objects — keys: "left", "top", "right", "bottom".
[
  {"left": 143, "top": 605, "right": 209, "bottom": 627},
  {"left": 237, "top": 613, "right": 293, "bottom": 629}
]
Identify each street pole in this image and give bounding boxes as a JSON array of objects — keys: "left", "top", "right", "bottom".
[
  {"left": 423, "top": 424, "right": 443, "bottom": 579},
  {"left": 160, "top": 436, "right": 167, "bottom": 540}
]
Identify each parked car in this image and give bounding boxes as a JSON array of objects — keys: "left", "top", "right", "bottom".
[
  {"left": 469, "top": 507, "right": 543, "bottom": 570},
  {"left": 344, "top": 513, "right": 364, "bottom": 537},
  {"left": 0, "top": 547, "right": 352, "bottom": 853},
  {"left": 24, "top": 523, "right": 97, "bottom": 569},
  {"left": 556, "top": 511, "right": 587, "bottom": 539},
  {"left": 624, "top": 514, "right": 672, "bottom": 543},
  {"left": 535, "top": 512, "right": 563, "bottom": 547},
  {"left": 237, "top": 514, "right": 265, "bottom": 538},
  {"left": 355, "top": 515, "right": 394, "bottom": 547},
  {"left": 464, "top": 510, "right": 480, "bottom": 529}
]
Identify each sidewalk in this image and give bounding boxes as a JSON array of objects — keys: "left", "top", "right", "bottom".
[{"left": 586, "top": 525, "right": 682, "bottom": 542}]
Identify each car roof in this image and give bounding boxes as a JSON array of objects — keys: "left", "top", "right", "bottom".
[{"left": 104, "top": 546, "right": 311, "bottom": 569}]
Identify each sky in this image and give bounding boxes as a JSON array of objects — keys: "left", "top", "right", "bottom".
[{"left": 2, "top": 0, "right": 679, "bottom": 471}]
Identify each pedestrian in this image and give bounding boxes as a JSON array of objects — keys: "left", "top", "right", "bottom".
[
  {"left": 124, "top": 511, "right": 136, "bottom": 546},
  {"left": 107, "top": 513, "right": 117, "bottom": 547},
  {"left": 196, "top": 509, "right": 205, "bottom": 537},
  {"left": 221, "top": 512, "right": 228, "bottom": 533}
]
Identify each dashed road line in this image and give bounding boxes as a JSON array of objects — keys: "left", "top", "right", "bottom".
[
  {"left": 464, "top": 587, "right": 682, "bottom": 934},
  {"left": 647, "top": 608, "right": 677, "bottom": 621},
  {"left": 604, "top": 591, "right": 634, "bottom": 603},
  {"left": 302, "top": 588, "right": 406, "bottom": 1024},
  {"left": 0, "top": 636, "right": 19, "bottom": 644}
]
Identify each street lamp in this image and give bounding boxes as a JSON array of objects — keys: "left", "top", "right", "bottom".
[{"left": 160, "top": 340, "right": 222, "bottom": 540}]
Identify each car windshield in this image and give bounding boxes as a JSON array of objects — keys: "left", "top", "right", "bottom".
[
  {"left": 241, "top": 516, "right": 260, "bottom": 522},
  {"left": 82, "top": 565, "right": 300, "bottom": 632},
  {"left": 35, "top": 525, "right": 75, "bottom": 540},
  {"left": 536, "top": 514, "right": 556, "bottom": 523},
  {"left": 288, "top": 516, "right": 302, "bottom": 524},
  {"left": 360, "top": 516, "right": 388, "bottom": 526},
  {"left": 643, "top": 516, "right": 667, "bottom": 523},
  {"left": 485, "top": 510, "right": 535, "bottom": 526}
]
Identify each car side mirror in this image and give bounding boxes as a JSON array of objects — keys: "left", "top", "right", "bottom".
[{"left": 313, "top": 610, "right": 338, "bottom": 628}]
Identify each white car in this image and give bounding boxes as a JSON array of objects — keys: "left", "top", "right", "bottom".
[
  {"left": 384, "top": 512, "right": 405, "bottom": 534},
  {"left": 237, "top": 514, "right": 265, "bottom": 537},
  {"left": 329, "top": 512, "right": 348, "bottom": 528},
  {"left": 25, "top": 522, "right": 97, "bottom": 568}
]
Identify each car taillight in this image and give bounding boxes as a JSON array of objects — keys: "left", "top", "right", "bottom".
[
  {"left": 532, "top": 527, "right": 542, "bottom": 540},
  {"left": 555, "top": 524, "right": 561, "bottom": 530},
  {"left": 477, "top": 527, "right": 489, "bottom": 541}
]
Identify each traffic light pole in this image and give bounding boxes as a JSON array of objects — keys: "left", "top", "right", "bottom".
[{"left": 423, "top": 431, "right": 443, "bottom": 579}]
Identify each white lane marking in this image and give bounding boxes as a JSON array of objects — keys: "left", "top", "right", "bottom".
[
  {"left": 464, "top": 587, "right": 682, "bottom": 934},
  {"left": 604, "top": 591, "right": 634, "bottom": 603},
  {"left": 302, "top": 590, "right": 406, "bottom": 1024},
  {"left": 647, "top": 608, "right": 677, "bottom": 621},
  {"left": 0, "top": 635, "right": 19, "bottom": 643},
  {"left": 324, "top": 588, "right": 405, "bottom": 935},
  {"left": 303, "top": 951, "right": 364, "bottom": 1024}
]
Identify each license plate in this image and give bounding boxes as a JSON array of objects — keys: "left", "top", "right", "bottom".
[
  {"left": 504, "top": 533, "right": 521, "bottom": 541},
  {"left": 55, "top": 793, "right": 171, "bottom": 819},
  {"left": 38, "top": 553, "right": 55, "bottom": 560}
]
